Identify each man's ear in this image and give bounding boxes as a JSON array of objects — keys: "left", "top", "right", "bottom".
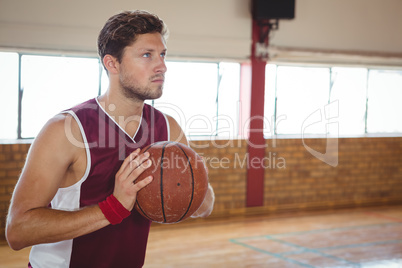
[{"left": 103, "top": 55, "right": 119, "bottom": 74}]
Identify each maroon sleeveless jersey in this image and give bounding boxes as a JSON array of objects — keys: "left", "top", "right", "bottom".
[{"left": 29, "top": 98, "right": 169, "bottom": 268}]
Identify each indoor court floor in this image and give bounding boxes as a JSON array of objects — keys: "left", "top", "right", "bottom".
[{"left": 1, "top": 205, "right": 401, "bottom": 268}]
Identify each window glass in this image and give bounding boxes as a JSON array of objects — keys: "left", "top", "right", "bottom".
[
  {"left": 329, "top": 67, "right": 368, "bottom": 135},
  {"left": 100, "top": 66, "right": 109, "bottom": 95},
  {"left": 216, "top": 62, "right": 240, "bottom": 137},
  {"left": 264, "top": 64, "right": 277, "bottom": 137},
  {"left": 0, "top": 52, "right": 19, "bottom": 139},
  {"left": 367, "top": 69, "right": 402, "bottom": 133},
  {"left": 154, "top": 61, "right": 218, "bottom": 137},
  {"left": 275, "top": 66, "right": 330, "bottom": 135},
  {"left": 21, "top": 55, "right": 100, "bottom": 138},
  {"left": 3, "top": 51, "right": 402, "bottom": 140}
]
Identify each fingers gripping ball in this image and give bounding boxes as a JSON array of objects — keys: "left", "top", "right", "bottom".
[{"left": 134, "top": 141, "right": 208, "bottom": 224}]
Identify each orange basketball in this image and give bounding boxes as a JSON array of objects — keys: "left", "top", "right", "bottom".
[{"left": 134, "top": 141, "right": 208, "bottom": 223}]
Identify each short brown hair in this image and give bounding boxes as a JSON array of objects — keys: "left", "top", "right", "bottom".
[{"left": 98, "top": 10, "right": 168, "bottom": 70}]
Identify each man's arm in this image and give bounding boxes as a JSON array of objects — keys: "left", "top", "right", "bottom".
[
  {"left": 165, "top": 114, "right": 215, "bottom": 218},
  {"left": 6, "top": 114, "right": 152, "bottom": 250}
]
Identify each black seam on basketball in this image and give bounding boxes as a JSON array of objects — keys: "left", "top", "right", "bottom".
[
  {"left": 135, "top": 142, "right": 162, "bottom": 222},
  {"left": 135, "top": 201, "right": 153, "bottom": 222},
  {"left": 160, "top": 142, "right": 172, "bottom": 223},
  {"left": 143, "top": 141, "right": 164, "bottom": 153},
  {"left": 175, "top": 143, "right": 195, "bottom": 223},
  {"left": 138, "top": 141, "right": 172, "bottom": 222}
]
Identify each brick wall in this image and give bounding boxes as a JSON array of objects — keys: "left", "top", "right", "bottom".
[
  {"left": 1, "top": 137, "right": 402, "bottom": 243},
  {"left": 192, "top": 137, "right": 402, "bottom": 217},
  {"left": 263, "top": 137, "right": 402, "bottom": 212},
  {"left": 0, "top": 143, "right": 30, "bottom": 243},
  {"left": 190, "top": 139, "right": 248, "bottom": 213}
]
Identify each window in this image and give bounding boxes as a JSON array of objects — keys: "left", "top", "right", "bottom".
[
  {"left": 215, "top": 62, "right": 240, "bottom": 137},
  {"left": 367, "top": 70, "right": 402, "bottom": 133},
  {"left": 329, "top": 67, "right": 368, "bottom": 135},
  {"left": 100, "top": 67, "right": 110, "bottom": 95},
  {"left": 0, "top": 52, "right": 19, "bottom": 140},
  {"left": 154, "top": 61, "right": 240, "bottom": 137},
  {"left": 20, "top": 55, "right": 100, "bottom": 138},
  {"left": 274, "top": 66, "right": 330, "bottom": 135},
  {"left": 265, "top": 64, "right": 402, "bottom": 137},
  {"left": 154, "top": 61, "right": 218, "bottom": 137},
  {"left": 0, "top": 52, "right": 240, "bottom": 139},
  {"left": 1, "top": 49, "right": 401, "bottom": 140},
  {"left": 264, "top": 64, "right": 277, "bottom": 137}
]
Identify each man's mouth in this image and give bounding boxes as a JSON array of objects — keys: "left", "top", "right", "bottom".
[{"left": 151, "top": 75, "right": 165, "bottom": 83}]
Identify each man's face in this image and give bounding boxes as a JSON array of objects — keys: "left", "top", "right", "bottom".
[{"left": 118, "top": 32, "right": 167, "bottom": 101}]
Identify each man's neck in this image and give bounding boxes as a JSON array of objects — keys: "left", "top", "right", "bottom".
[{"left": 98, "top": 91, "right": 145, "bottom": 138}]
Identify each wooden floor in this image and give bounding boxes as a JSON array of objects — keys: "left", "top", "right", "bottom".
[{"left": 1, "top": 205, "right": 402, "bottom": 268}]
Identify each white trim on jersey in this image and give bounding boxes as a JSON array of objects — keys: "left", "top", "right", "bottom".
[{"left": 95, "top": 97, "right": 143, "bottom": 142}]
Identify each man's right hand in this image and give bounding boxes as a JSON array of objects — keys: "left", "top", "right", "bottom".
[{"left": 113, "top": 149, "right": 153, "bottom": 211}]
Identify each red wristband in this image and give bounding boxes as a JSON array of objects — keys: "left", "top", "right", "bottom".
[{"left": 99, "top": 195, "right": 131, "bottom": 225}]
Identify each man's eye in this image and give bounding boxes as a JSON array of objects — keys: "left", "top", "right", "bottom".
[
  {"left": 143, "top": 53, "right": 151, "bottom": 58},
  {"left": 160, "top": 52, "right": 166, "bottom": 58}
]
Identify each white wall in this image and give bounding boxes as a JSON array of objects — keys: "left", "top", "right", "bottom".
[
  {"left": 273, "top": 0, "right": 402, "bottom": 53},
  {"left": 269, "top": 0, "right": 402, "bottom": 65},
  {"left": 0, "top": 0, "right": 401, "bottom": 63},
  {"left": 0, "top": 0, "right": 251, "bottom": 59}
]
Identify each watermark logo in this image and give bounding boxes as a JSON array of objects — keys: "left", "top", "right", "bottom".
[
  {"left": 62, "top": 100, "right": 339, "bottom": 168},
  {"left": 301, "top": 100, "right": 339, "bottom": 167}
]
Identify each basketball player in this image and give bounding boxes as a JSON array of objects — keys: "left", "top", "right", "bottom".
[{"left": 6, "top": 10, "right": 215, "bottom": 268}]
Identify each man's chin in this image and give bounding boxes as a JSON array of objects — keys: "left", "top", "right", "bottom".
[{"left": 147, "top": 88, "right": 163, "bottom": 100}]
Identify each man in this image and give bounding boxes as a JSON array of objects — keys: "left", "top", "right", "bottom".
[{"left": 6, "top": 10, "right": 215, "bottom": 268}]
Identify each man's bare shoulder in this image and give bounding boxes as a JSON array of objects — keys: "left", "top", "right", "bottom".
[
  {"left": 29, "top": 113, "right": 84, "bottom": 162},
  {"left": 164, "top": 114, "right": 188, "bottom": 145},
  {"left": 40, "top": 113, "right": 76, "bottom": 132}
]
